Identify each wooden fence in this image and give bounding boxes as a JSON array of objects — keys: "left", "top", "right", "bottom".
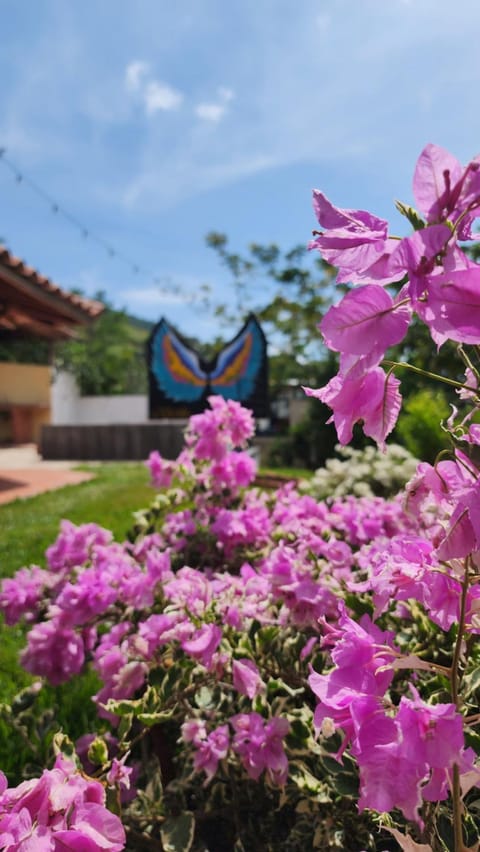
[{"left": 40, "top": 423, "right": 186, "bottom": 461}]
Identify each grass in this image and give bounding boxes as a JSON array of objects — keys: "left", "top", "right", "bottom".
[
  {"left": 0, "top": 463, "right": 312, "bottom": 581},
  {"left": 0, "top": 462, "right": 153, "bottom": 580},
  {"left": 259, "top": 466, "right": 313, "bottom": 480}
]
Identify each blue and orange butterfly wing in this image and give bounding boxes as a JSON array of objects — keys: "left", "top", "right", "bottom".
[
  {"left": 151, "top": 319, "right": 207, "bottom": 402},
  {"left": 209, "top": 315, "right": 265, "bottom": 401}
]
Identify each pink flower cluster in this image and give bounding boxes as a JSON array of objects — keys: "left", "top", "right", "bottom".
[
  {"left": 303, "top": 143, "right": 480, "bottom": 832},
  {"left": 309, "top": 611, "right": 479, "bottom": 823},
  {"left": 146, "top": 395, "right": 256, "bottom": 498},
  {"left": 307, "top": 143, "right": 480, "bottom": 446},
  {"left": 3, "top": 482, "right": 411, "bottom": 705},
  {"left": 4, "top": 372, "right": 480, "bottom": 832},
  {"left": 182, "top": 712, "right": 290, "bottom": 786},
  {"left": 0, "top": 754, "right": 125, "bottom": 851},
  {"left": 0, "top": 399, "right": 420, "bottom": 817}
]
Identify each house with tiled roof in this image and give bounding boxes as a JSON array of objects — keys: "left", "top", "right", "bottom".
[
  {"left": 0, "top": 247, "right": 103, "bottom": 443},
  {"left": 0, "top": 247, "right": 103, "bottom": 339}
]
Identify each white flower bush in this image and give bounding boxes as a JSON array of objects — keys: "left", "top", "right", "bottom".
[{"left": 300, "top": 443, "right": 419, "bottom": 500}]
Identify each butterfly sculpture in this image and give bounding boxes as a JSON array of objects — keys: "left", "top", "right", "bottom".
[{"left": 148, "top": 314, "right": 269, "bottom": 416}]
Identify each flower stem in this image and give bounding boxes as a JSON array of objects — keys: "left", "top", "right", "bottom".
[
  {"left": 450, "top": 557, "right": 471, "bottom": 852},
  {"left": 383, "top": 360, "right": 478, "bottom": 393}
]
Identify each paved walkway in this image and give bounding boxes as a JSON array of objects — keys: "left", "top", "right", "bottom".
[{"left": 0, "top": 444, "right": 93, "bottom": 505}]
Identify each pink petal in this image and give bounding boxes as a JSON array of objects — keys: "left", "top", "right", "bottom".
[
  {"left": 413, "top": 143, "right": 463, "bottom": 220},
  {"left": 416, "top": 268, "right": 480, "bottom": 344},
  {"left": 320, "top": 285, "right": 410, "bottom": 359}
]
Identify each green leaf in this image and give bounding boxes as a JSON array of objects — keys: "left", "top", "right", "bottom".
[
  {"left": 52, "top": 732, "right": 78, "bottom": 764},
  {"left": 160, "top": 811, "right": 195, "bottom": 852},
  {"left": 321, "top": 756, "right": 344, "bottom": 775},
  {"left": 266, "top": 677, "right": 303, "bottom": 697},
  {"left": 290, "top": 761, "right": 329, "bottom": 797},
  {"left": 344, "top": 593, "right": 374, "bottom": 619},
  {"left": 103, "top": 697, "right": 144, "bottom": 717},
  {"left": 137, "top": 709, "right": 175, "bottom": 727},
  {"left": 10, "top": 683, "right": 42, "bottom": 714},
  {"left": 159, "top": 667, "right": 185, "bottom": 702},
  {"left": 117, "top": 713, "right": 133, "bottom": 741},
  {"left": 467, "top": 666, "right": 480, "bottom": 694},
  {"left": 289, "top": 718, "right": 311, "bottom": 743},
  {"left": 194, "top": 686, "right": 214, "bottom": 709},
  {"left": 465, "top": 730, "right": 480, "bottom": 756},
  {"left": 87, "top": 737, "right": 109, "bottom": 767},
  {"left": 394, "top": 200, "right": 426, "bottom": 231},
  {"left": 334, "top": 773, "right": 359, "bottom": 797}
]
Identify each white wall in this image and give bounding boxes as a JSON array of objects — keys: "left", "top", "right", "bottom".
[
  {"left": 51, "top": 370, "right": 148, "bottom": 425},
  {"left": 75, "top": 394, "right": 148, "bottom": 424},
  {"left": 51, "top": 371, "right": 79, "bottom": 424}
]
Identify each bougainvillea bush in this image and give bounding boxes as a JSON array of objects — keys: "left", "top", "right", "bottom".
[{"left": 2, "top": 143, "right": 480, "bottom": 851}]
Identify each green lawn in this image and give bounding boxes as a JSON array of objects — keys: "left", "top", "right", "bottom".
[
  {"left": 259, "top": 466, "right": 312, "bottom": 480},
  {"left": 0, "top": 463, "right": 153, "bottom": 580}
]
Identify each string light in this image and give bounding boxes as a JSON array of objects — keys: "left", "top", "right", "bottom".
[{"left": 0, "top": 148, "right": 189, "bottom": 299}]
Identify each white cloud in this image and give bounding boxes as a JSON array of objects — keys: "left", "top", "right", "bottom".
[
  {"left": 124, "top": 60, "right": 183, "bottom": 115},
  {"left": 194, "top": 86, "right": 235, "bottom": 122},
  {"left": 144, "top": 80, "right": 183, "bottom": 113},
  {"left": 195, "top": 102, "right": 226, "bottom": 122},
  {"left": 125, "top": 60, "right": 150, "bottom": 93},
  {"left": 122, "top": 285, "right": 192, "bottom": 305}
]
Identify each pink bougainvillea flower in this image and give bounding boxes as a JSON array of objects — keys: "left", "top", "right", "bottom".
[
  {"left": 413, "top": 143, "right": 480, "bottom": 240},
  {"left": 309, "top": 191, "right": 399, "bottom": 284},
  {"left": 350, "top": 695, "right": 426, "bottom": 824},
  {"left": 181, "top": 623, "right": 222, "bottom": 670},
  {"left": 146, "top": 450, "right": 174, "bottom": 489},
  {"left": 232, "top": 658, "right": 265, "bottom": 699},
  {"left": 53, "top": 802, "right": 126, "bottom": 850},
  {"left": 304, "top": 365, "right": 401, "bottom": 449},
  {"left": 309, "top": 611, "right": 396, "bottom": 749},
  {"left": 396, "top": 689, "right": 464, "bottom": 773},
  {"left": 46, "top": 520, "right": 112, "bottom": 572},
  {"left": 20, "top": 620, "right": 85, "bottom": 685},
  {"left": 415, "top": 267, "right": 480, "bottom": 346},
  {"left": 106, "top": 755, "right": 133, "bottom": 791},
  {"left": 0, "top": 565, "right": 53, "bottom": 626},
  {"left": 387, "top": 224, "right": 451, "bottom": 296},
  {"left": 181, "top": 720, "right": 230, "bottom": 782},
  {"left": 0, "top": 756, "right": 126, "bottom": 851},
  {"left": 195, "top": 726, "right": 230, "bottom": 782},
  {"left": 413, "top": 143, "right": 464, "bottom": 223},
  {"left": 320, "top": 284, "right": 411, "bottom": 362},
  {"left": 231, "top": 713, "right": 290, "bottom": 785}
]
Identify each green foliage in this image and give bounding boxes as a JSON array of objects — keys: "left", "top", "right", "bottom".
[
  {"left": 394, "top": 388, "right": 451, "bottom": 463},
  {"left": 268, "top": 400, "right": 338, "bottom": 470},
  {"left": 205, "top": 233, "right": 335, "bottom": 396},
  {"left": 0, "top": 671, "right": 101, "bottom": 783},
  {"left": 0, "top": 333, "right": 50, "bottom": 364},
  {"left": 55, "top": 292, "right": 150, "bottom": 395}
]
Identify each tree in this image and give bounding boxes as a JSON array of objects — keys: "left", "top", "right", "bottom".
[
  {"left": 54, "top": 293, "right": 149, "bottom": 395},
  {"left": 205, "top": 232, "right": 336, "bottom": 394}
]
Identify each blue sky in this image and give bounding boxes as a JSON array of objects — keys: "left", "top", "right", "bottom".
[{"left": 2, "top": 0, "right": 480, "bottom": 340}]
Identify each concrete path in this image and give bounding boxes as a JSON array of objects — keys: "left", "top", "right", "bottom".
[{"left": 0, "top": 444, "right": 93, "bottom": 505}]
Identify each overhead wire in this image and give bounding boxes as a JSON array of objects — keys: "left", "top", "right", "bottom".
[{"left": 0, "top": 147, "right": 188, "bottom": 299}]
